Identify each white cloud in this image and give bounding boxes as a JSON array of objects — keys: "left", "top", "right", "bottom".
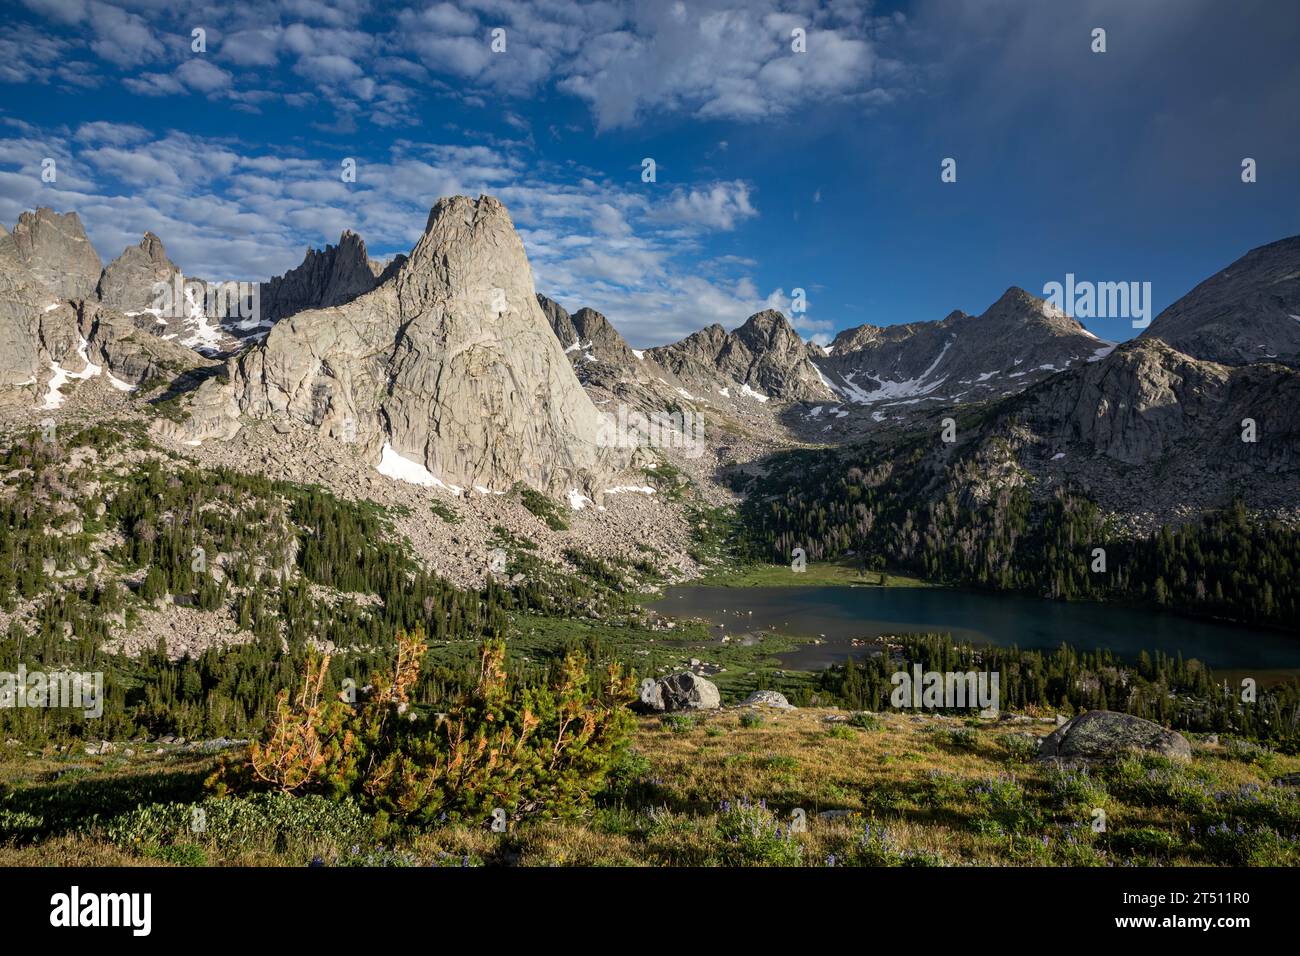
[
  {"left": 122, "top": 71, "right": 184, "bottom": 97},
  {"left": 294, "top": 53, "right": 363, "bottom": 84},
  {"left": 220, "top": 27, "right": 283, "bottom": 67},
  {"left": 87, "top": 0, "right": 163, "bottom": 67},
  {"left": 646, "top": 181, "right": 757, "bottom": 231},
  {"left": 11, "top": 0, "right": 910, "bottom": 135},
  {"left": 21, "top": 0, "right": 87, "bottom": 25},
  {"left": 75, "top": 121, "right": 152, "bottom": 146},
  {"left": 176, "top": 58, "right": 233, "bottom": 94}
]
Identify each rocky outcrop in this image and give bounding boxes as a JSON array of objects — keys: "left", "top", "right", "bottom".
[
  {"left": 648, "top": 309, "right": 833, "bottom": 402},
  {"left": 166, "top": 195, "right": 631, "bottom": 498},
  {"left": 1022, "top": 338, "right": 1300, "bottom": 467},
  {"left": 97, "top": 232, "right": 180, "bottom": 313},
  {"left": 0, "top": 237, "right": 53, "bottom": 389},
  {"left": 7, "top": 208, "right": 102, "bottom": 301},
  {"left": 538, "top": 293, "right": 579, "bottom": 348},
  {"left": 76, "top": 299, "right": 209, "bottom": 386},
  {"left": 539, "top": 294, "right": 653, "bottom": 384},
  {"left": 1036, "top": 710, "right": 1192, "bottom": 764},
  {"left": 258, "top": 230, "right": 396, "bottom": 324},
  {"left": 947, "top": 335, "right": 1300, "bottom": 514},
  {"left": 1142, "top": 235, "right": 1300, "bottom": 367},
  {"left": 640, "top": 671, "right": 721, "bottom": 711}
]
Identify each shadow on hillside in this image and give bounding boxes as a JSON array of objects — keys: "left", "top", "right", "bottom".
[
  {"left": 1, "top": 755, "right": 212, "bottom": 842},
  {"left": 147, "top": 363, "right": 227, "bottom": 410}
]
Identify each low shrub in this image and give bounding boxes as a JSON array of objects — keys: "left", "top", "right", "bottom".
[
  {"left": 105, "top": 791, "right": 368, "bottom": 857},
  {"left": 997, "top": 732, "right": 1040, "bottom": 763},
  {"left": 661, "top": 713, "right": 697, "bottom": 734},
  {"left": 211, "top": 630, "right": 636, "bottom": 827}
]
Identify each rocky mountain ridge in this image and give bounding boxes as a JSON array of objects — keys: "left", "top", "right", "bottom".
[
  {"left": 258, "top": 229, "right": 402, "bottom": 325},
  {"left": 1141, "top": 235, "right": 1300, "bottom": 367},
  {"left": 0, "top": 228, "right": 208, "bottom": 410},
  {"left": 806, "top": 287, "right": 1115, "bottom": 430},
  {"left": 646, "top": 308, "right": 834, "bottom": 404}
]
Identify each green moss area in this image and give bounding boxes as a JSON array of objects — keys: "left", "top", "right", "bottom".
[
  {"left": 516, "top": 483, "right": 568, "bottom": 531},
  {"left": 698, "top": 557, "right": 933, "bottom": 588}
]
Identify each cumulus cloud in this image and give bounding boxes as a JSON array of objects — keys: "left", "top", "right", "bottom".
[
  {"left": 10, "top": 0, "right": 911, "bottom": 134},
  {"left": 176, "top": 58, "right": 234, "bottom": 94},
  {"left": 86, "top": 0, "right": 164, "bottom": 67},
  {"left": 556, "top": 0, "right": 901, "bottom": 128},
  {"left": 121, "top": 71, "right": 185, "bottom": 96},
  {"left": 646, "top": 181, "right": 757, "bottom": 231},
  {"left": 220, "top": 27, "right": 283, "bottom": 67},
  {"left": 75, "top": 122, "right": 151, "bottom": 146}
]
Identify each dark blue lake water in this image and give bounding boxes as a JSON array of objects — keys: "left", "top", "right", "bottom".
[{"left": 649, "top": 585, "right": 1300, "bottom": 674}]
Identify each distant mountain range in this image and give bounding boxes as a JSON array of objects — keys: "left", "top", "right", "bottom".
[{"left": 1, "top": 197, "right": 1296, "bottom": 511}]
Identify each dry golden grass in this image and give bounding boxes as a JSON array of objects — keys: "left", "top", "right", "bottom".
[{"left": 0, "top": 832, "right": 164, "bottom": 867}]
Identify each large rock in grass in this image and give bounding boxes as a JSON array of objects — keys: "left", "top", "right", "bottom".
[
  {"left": 1036, "top": 710, "right": 1191, "bottom": 765},
  {"left": 641, "top": 672, "right": 721, "bottom": 712},
  {"left": 742, "top": 690, "right": 794, "bottom": 710}
]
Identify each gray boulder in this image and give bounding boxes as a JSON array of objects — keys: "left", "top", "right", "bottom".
[
  {"left": 742, "top": 690, "right": 794, "bottom": 710},
  {"left": 1036, "top": 710, "right": 1192, "bottom": 765},
  {"left": 641, "top": 671, "right": 721, "bottom": 712}
]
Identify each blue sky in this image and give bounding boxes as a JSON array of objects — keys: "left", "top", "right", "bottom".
[{"left": 1, "top": 0, "right": 1297, "bottom": 348}]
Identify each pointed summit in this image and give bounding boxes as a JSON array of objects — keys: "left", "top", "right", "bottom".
[
  {"left": 258, "top": 228, "right": 387, "bottom": 324},
  {"left": 648, "top": 309, "right": 833, "bottom": 402},
  {"left": 9, "top": 208, "right": 102, "bottom": 300},
  {"left": 815, "top": 288, "right": 1113, "bottom": 416},
  {"left": 177, "top": 195, "right": 630, "bottom": 498},
  {"left": 98, "top": 231, "right": 181, "bottom": 312}
]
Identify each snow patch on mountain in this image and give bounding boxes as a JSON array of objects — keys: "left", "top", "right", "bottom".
[
  {"left": 835, "top": 337, "right": 953, "bottom": 404},
  {"left": 377, "top": 443, "right": 462, "bottom": 495},
  {"left": 809, "top": 358, "right": 840, "bottom": 394},
  {"left": 40, "top": 338, "right": 101, "bottom": 409}
]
